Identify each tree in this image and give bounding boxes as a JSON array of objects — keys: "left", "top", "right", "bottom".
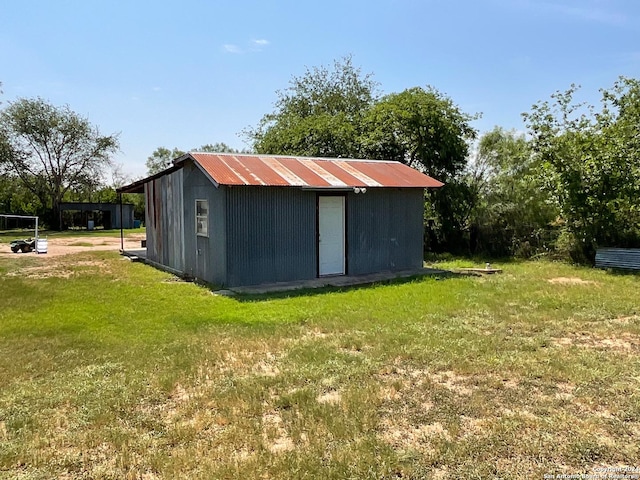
[
  {"left": 110, "top": 163, "right": 131, "bottom": 189},
  {"left": 198, "top": 142, "right": 244, "bottom": 153},
  {"left": 145, "top": 143, "right": 246, "bottom": 175},
  {"left": 145, "top": 147, "right": 184, "bottom": 175},
  {"left": 245, "top": 58, "right": 480, "bottom": 253},
  {"left": 523, "top": 78, "right": 640, "bottom": 261},
  {"left": 361, "top": 86, "right": 478, "bottom": 181},
  {"left": 0, "top": 98, "right": 119, "bottom": 229},
  {"left": 360, "top": 87, "right": 478, "bottom": 252},
  {"left": 467, "top": 127, "right": 557, "bottom": 256},
  {"left": 0, "top": 172, "right": 45, "bottom": 216},
  {"left": 245, "top": 55, "right": 378, "bottom": 157}
]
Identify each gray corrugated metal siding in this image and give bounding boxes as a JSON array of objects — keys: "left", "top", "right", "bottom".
[
  {"left": 225, "top": 186, "right": 316, "bottom": 287},
  {"left": 144, "top": 169, "right": 185, "bottom": 274},
  {"left": 595, "top": 248, "right": 640, "bottom": 270},
  {"left": 348, "top": 188, "right": 424, "bottom": 275},
  {"left": 182, "top": 162, "right": 227, "bottom": 285}
]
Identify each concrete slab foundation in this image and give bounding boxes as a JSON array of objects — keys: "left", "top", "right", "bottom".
[{"left": 227, "top": 268, "right": 449, "bottom": 295}]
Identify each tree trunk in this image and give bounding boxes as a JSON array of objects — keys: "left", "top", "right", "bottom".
[{"left": 52, "top": 198, "right": 63, "bottom": 231}]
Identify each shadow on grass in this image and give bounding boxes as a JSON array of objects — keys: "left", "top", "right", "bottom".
[
  {"left": 425, "top": 251, "right": 534, "bottom": 265},
  {"left": 228, "top": 270, "right": 471, "bottom": 303},
  {"left": 601, "top": 267, "right": 640, "bottom": 277}
]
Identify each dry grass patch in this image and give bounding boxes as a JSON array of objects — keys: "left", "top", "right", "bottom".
[
  {"left": 430, "top": 467, "right": 450, "bottom": 479},
  {"left": 205, "top": 341, "right": 284, "bottom": 378},
  {"left": 379, "top": 417, "right": 451, "bottom": 455},
  {"left": 376, "top": 364, "right": 484, "bottom": 397},
  {"left": 252, "top": 358, "right": 280, "bottom": 377},
  {"left": 430, "top": 370, "right": 475, "bottom": 396},
  {"left": 316, "top": 390, "right": 342, "bottom": 405},
  {"left": 459, "top": 415, "right": 491, "bottom": 437},
  {"left": 298, "top": 327, "right": 331, "bottom": 341},
  {"left": 372, "top": 355, "right": 640, "bottom": 475},
  {"left": 5, "top": 258, "right": 112, "bottom": 279},
  {"left": 375, "top": 365, "right": 484, "bottom": 456},
  {"left": 261, "top": 410, "right": 296, "bottom": 454},
  {"left": 548, "top": 276, "right": 600, "bottom": 285},
  {"left": 608, "top": 315, "right": 639, "bottom": 325},
  {"left": 553, "top": 331, "right": 640, "bottom": 353}
]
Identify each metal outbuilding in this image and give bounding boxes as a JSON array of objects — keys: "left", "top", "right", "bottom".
[
  {"left": 59, "top": 202, "right": 135, "bottom": 229},
  {"left": 117, "top": 153, "right": 443, "bottom": 288}
]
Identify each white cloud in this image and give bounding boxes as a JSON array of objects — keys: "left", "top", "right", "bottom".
[
  {"left": 223, "top": 44, "right": 243, "bottom": 54},
  {"left": 222, "top": 39, "right": 270, "bottom": 54},
  {"left": 152, "top": 86, "right": 161, "bottom": 92},
  {"left": 249, "top": 38, "right": 270, "bottom": 52}
]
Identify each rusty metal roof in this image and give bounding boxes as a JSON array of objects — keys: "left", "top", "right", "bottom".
[{"left": 183, "top": 153, "right": 443, "bottom": 188}]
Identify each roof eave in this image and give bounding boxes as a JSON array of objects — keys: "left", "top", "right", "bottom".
[{"left": 116, "top": 164, "right": 183, "bottom": 194}]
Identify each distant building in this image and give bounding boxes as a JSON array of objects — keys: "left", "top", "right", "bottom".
[{"left": 60, "top": 202, "right": 135, "bottom": 230}]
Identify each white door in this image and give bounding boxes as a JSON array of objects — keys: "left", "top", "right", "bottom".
[{"left": 318, "top": 196, "right": 345, "bottom": 276}]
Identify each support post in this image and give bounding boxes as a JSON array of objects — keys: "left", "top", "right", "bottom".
[{"left": 119, "top": 193, "right": 124, "bottom": 252}]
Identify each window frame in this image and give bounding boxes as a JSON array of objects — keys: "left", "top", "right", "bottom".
[{"left": 195, "top": 199, "right": 209, "bottom": 237}]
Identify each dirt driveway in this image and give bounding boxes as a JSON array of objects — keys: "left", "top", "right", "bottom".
[{"left": 0, "top": 234, "right": 146, "bottom": 258}]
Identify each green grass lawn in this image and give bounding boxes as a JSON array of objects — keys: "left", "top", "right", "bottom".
[{"left": 0, "top": 252, "right": 638, "bottom": 479}]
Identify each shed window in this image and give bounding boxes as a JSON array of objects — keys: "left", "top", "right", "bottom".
[{"left": 196, "top": 199, "right": 208, "bottom": 237}]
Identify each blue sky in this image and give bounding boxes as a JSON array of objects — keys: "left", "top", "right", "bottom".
[{"left": 1, "top": 0, "right": 638, "bottom": 180}]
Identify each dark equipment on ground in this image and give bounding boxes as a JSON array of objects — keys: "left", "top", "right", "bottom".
[
  {"left": 10, "top": 238, "right": 36, "bottom": 253},
  {"left": 2, "top": 215, "right": 40, "bottom": 253}
]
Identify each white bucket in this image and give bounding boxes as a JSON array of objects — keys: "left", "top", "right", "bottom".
[{"left": 36, "top": 238, "right": 48, "bottom": 254}]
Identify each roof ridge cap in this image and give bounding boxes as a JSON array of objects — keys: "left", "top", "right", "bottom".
[{"left": 189, "top": 152, "right": 401, "bottom": 164}]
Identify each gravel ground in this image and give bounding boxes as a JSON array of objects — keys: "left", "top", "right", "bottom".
[{"left": 0, "top": 234, "right": 146, "bottom": 258}]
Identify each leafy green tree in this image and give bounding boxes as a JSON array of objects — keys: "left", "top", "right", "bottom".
[
  {"left": 360, "top": 87, "right": 478, "bottom": 252},
  {"left": 523, "top": 78, "right": 640, "bottom": 261},
  {"left": 0, "top": 97, "right": 119, "bottom": 229},
  {"left": 467, "top": 127, "right": 557, "bottom": 256},
  {"left": 245, "top": 55, "right": 378, "bottom": 157},
  {"left": 0, "top": 172, "right": 45, "bottom": 216},
  {"left": 198, "top": 142, "right": 245, "bottom": 153},
  {"left": 245, "top": 58, "right": 480, "bottom": 253},
  {"left": 145, "top": 147, "right": 184, "bottom": 175},
  {"left": 146, "top": 143, "right": 247, "bottom": 175},
  {"left": 361, "top": 86, "right": 478, "bottom": 180}
]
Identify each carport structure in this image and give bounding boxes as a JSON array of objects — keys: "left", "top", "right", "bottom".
[{"left": 59, "top": 202, "right": 135, "bottom": 230}]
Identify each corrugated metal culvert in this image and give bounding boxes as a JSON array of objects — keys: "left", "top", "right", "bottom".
[{"left": 595, "top": 248, "right": 640, "bottom": 270}]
